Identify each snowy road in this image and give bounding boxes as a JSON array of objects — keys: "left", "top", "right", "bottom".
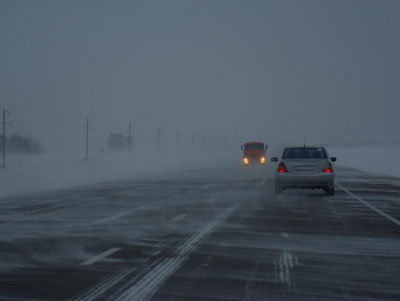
[{"left": 0, "top": 165, "right": 400, "bottom": 300}]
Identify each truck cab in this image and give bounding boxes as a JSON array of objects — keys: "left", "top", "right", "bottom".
[{"left": 241, "top": 142, "right": 268, "bottom": 165}]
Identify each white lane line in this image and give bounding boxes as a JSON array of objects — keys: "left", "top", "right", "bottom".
[
  {"left": 201, "top": 184, "right": 215, "bottom": 189},
  {"left": 93, "top": 212, "right": 131, "bottom": 225},
  {"left": 336, "top": 182, "right": 400, "bottom": 227},
  {"left": 276, "top": 249, "right": 298, "bottom": 288},
  {"left": 77, "top": 267, "right": 134, "bottom": 301},
  {"left": 115, "top": 205, "right": 238, "bottom": 301},
  {"left": 208, "top": 197, "right": 216, "bottom": 204},
  {"left": 77, "top": 244, "right": 172, "bottom": 301},
  {"left": 258, "top": 179, "right": 267, "bottom": 187},
  {"left": 171, "top": 214, "right": 186, "bottom": 222},
  {"left": 80, "top": 248, "right": 121, "bottom": 266}
]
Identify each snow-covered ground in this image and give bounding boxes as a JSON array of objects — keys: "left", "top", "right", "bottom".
[
  {"left": 329, "top": 144, "right": 400, "bottom": 179},
  {"left": 0, "top": 144, "right": 399, "bottom": 198},
  {"left": 0, "top": 150, "right": 238, "bottom": 198}
]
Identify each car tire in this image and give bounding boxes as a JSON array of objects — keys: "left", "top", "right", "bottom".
[
  {"left": 330, "top": 184, "right": 335, "bottom": 196},
  {"left": 325, "top": 183, "right": 335, "bottom": 196}
]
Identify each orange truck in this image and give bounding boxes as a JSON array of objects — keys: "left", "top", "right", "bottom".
[{"left": 241, "top": 141, "right": 268, "bottom": 165}]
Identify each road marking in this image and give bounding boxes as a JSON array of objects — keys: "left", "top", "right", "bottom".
[
  {"left": 171, "top": 214, "right": 186, "bottom": 222},
  {"left": 80, "top": 248, "right": 121, "bottom": 266},
  {"left": 258, "top": 179, "right": 267, "bottom": 187},
  {"left": 201, "top": 184, "right": 215, "bottom": 189},
  {"left": 115, "top": 205, "right": 238, "bottom": 301},
  {"left": 275, "top": 249, "right": 298, "bottom": 289},
  {"left": 93, "top": 212, "right": 131, "bottom": 224},
  {"left": 336, "top": 182, "right": 400, "bottom": 227},
  {"left": 77, "top": 240, "right": 179, "bottom": 301}
]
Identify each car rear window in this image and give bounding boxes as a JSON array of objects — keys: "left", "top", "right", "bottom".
[
  {"left": 244, "top": 144, "right": 264, "bottom": 150},
  {"left": 282, "top": 147, "right": 327, "bottom": 159}
]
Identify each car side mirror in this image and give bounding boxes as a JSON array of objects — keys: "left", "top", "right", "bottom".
[
  {"left": 271, "top": 157, "right": 278, "bottom": 162},
  {"left": 265, "top": 145, "right": 268, "bottom": 150},
  {"left": 241, "top": 145, "right": 244, "bottom": 150},
  {"left": 331, "top": 157, "right": 337, "bottom": 162}
]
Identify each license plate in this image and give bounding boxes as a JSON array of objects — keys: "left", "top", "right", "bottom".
[{"left": 295, "top": 166, "right": 315, "bottom": 171}]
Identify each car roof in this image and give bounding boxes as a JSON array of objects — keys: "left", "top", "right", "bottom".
[
  {"left": 244, "top": 141, "right": 264, "bottom": 145},
  {"left": 284, "top": 146, "right": 325, "bottom": 149}
]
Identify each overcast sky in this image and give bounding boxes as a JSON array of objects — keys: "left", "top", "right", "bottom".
[{"left": 1, "top": 0, "right": 399, "bottom": 152}]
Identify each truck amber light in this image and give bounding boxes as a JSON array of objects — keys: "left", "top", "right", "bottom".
[
  {"left": 260, "top": 157, "right": 266, "bottom": 163},
  {"left": 243, "top": 157, "right": 249, "bottom": 164},
  {"left": 324, "top": 163, "right": 333, "bottom": 173},
  {"left": 277, "top": 162, "right": 288, "bottom": 173}
]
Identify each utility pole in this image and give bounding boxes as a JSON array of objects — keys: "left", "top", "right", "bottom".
[
  {"left": 84, "top": 118, "right": 91, "bottom": 160},
  {"left": 176, "top": 130, "right": 180, "bottom": 152},
  {"left": 1, "top": 110, "right": 12, "bottom": 169},
  {"left": 128, "top": 122, "right": 132, "bottom": 153},
  {"left": 2, "top": 110, "right": 5, "bottom": 168},
  {"left": 157, "top": 127, "right": 161, "bottom": 152}
]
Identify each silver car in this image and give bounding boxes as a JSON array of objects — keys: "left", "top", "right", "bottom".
[{"left": 271, "top": 146, "right": 337, "bottom": 195}]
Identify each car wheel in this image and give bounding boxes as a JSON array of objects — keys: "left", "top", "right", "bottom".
[
  {"left": 325, "top": 183, "right": 335, "bottom": 196},
  {"left": 330, "top": 184, "right": 335, "bottom": 196}
]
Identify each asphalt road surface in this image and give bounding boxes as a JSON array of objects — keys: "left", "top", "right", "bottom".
[{"left": 1, "top": 164, "right": 400, "bottom": 300}]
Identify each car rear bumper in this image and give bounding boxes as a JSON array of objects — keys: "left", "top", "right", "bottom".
[{"left": 276, "top": 173, "right": 334, "bottom": 188}]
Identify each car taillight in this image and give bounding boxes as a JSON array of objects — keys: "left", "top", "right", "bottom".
[
  {"left": 277, "top": 162, "right": 288, "bottom": 173},
  {"left": 324, "top": 163, "right": 333, "bottom": 173}
]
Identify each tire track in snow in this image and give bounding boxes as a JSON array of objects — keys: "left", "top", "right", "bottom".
[
  {"left": 76, "top": 242, "right": 175, "bottom": 301},
  {"left": 114, "top": 205, "right": 239, "bottom": 301},
  {"left": 274, "top": 232, "right": 298, "bottom": 290}
]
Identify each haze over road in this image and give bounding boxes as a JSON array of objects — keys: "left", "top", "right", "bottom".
[{"left": 1, "top": 165, "right": 399, "bottom": 300}]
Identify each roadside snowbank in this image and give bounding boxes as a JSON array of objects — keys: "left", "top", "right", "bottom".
[
  {"left": 1, "top": 144, "right": 399, "bottom": 198},
  {"left": 328, "top": 144, "right": 400, "bottom": 178},
  {"left": 0, "top": 151, "right": 237, "bottom": 198}
]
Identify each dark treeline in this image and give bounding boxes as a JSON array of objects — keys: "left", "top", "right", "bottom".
[{"left": 0, "top": 134, "right": 44, "bottom": 154}]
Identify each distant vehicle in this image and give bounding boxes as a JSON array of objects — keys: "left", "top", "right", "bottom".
[
  {"left": 271, "top": 146, "right": 337, "bottom": 195},
  {"left": 241, "top": 142, "right": 268, "bottom": 165}
]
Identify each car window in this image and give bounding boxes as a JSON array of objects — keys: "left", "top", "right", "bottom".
[
  {"left": 282, "top": 148, "right": 327, "bottom": 159},
  {"left": 244, "top": 144, "right": 264, "bottom": 150}
]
